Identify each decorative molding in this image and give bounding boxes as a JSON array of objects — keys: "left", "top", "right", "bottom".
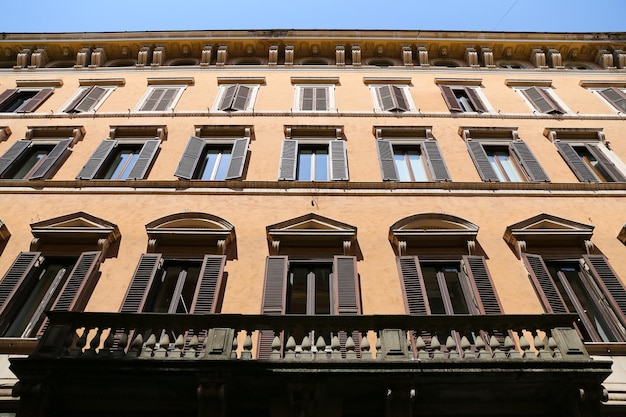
[
  {"left": 75, "top": 47, "right": 91, "bottom": 68},
  {"left": 147, "top": 77, "right": 194, "bottom": 85},
  {"left": 194, "top": 124, "right": 253, "bottom": 138},
  {"left": 216, "top": 45, "right": 228, "bottom": 66},
  {"left": 0, "top": 220, "right": 10, "bottom": 242},
  {"left": 136, "top": 46, "right": 151, "bottom": 67},
  {"left": 480, "top": 47, "right": 495, "bottom": 67},
  {"left": 547, "top": 48, "right": 563, "bottom": 68},
  {"left": 335, "top": 45, "right": 345, "bottom": 67},
  {"left": 503, "top": 213, "right": 594, "bottom": 250},
  {"left": 200, "top": 45, "right": 212, "bottom": 66},
  {"left": 152, "top": 46, "right": 166, "bottom": 67},
  {"left": 30, "top": 48, "right": 49, "bottom": 68},
  {"left": 266, "top": 213, "right": 357, "bottom": 250},
  {"left": 16, "top": 79, "right": 63, "bottom": 88},
  {"left": 402, "top": 46, "right": 413, "bottom": 67},
  {"left": 504, "top": 79, "right": 552, "bottom": 87},
  {"left": 351, "top": 45, "right": 361, "bottom": 66},
  {"left": 290, "top": 76, "right": 340, "bottom": 85},
  {"left": 579, "top": 80, "right": 626, "bottom": 88},
  {"left": 25, "top": 125, "right": 85, "bottom": 144},
  {"left": 531, "top": 48, "right": 547, "bottom": 68},
  {"left": 145, "top": 212, "right": 235, "bottom": 251},
  {"left": 284, "top": 45, "right": 294, "bottom": 66},
  {"left": 89, "top": 47, "right": 106, "bottom": 68},
  {"left": 79, "top": 78, "right": 125, "bottom": 86},
  {"left": 363, "top": 77, "right": 412, "bottom": 85},
  {"left": 595, "top": 49, "right": 614, "bottom": 69},
  {"left": 543, "top": 127, "right": 604, "bottom": 144},
  {"left": 268, "top": 45, "right": 278, "bottom": 66},
  {"left": 434, "top": 78, "right": 482, "bottom": 86},
  {"left": 458, "top": 126, "right": 518, "bottom": 142},
  {"left": 389, "top": 213, "right": 479, "bottom": 251},
  {"left": 417, "top": 46, "right": 429, "bottom": 66},
  {"left": 284, "top": 125, "right": 343, "bottom": 140},
  {"left": 15, "top": 49, "right": 31, "bottom": 69},
  {"left": 109, "top": 125, "right": 167, "bottom": 141},
  {"left": 217, "top": 77, "right": 265, "bottom": 85},
  {"left": 465, "top": 47, "right": 479, "bottom": 67},
  {"left": 372, "top": 125, "right": 433, "bottom": 140}
]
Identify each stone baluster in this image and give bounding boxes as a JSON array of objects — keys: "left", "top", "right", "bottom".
[
  {"left": 415, "top": 336, "right": 428, "bottom": 360},
  {"left": 141, "top": 334, "right": 157, "bottom": 358},
  {"left": 548, "top": 336, "right": 562, "bottom": 359},
  {"left": 535, "top": 334, "right": 550, "bottom": 359},
  {"left": 153, "top": 333, "right": 169, "bottom": 358},
  {"left": 375, "top": 332, "right": 381, "bottom": 359},
  {"left": 361, "top": 334, "right": 371, "bottom": 360},
  {"left": 187, "top": 335, "right": 199, "bottom": 358},
  {"left": 345, "top": 335, "right": 357, "bottom": 359},
  {"left": 242, "top": 331, "right": 253, "bottom": 360},
  {"left": 127, "top": 333, "right": 143, "bottom": 358},
  {"left": 171, "top": 334, "right": 184, "bottom": 358},
  {"left": 230, "top": 332, "right": 239, "bottom": 359},
  {"left": 490, "top": 336, "right": 506, "bottom": 359},
  {"left": 301, "top": 335, "right": 312, "bottom": 360},
  {"left": 68, "top": 329, "right": 87, "bottom": 356},
  {"left": 316, "top": 336, "right": 328, "bottom": 360},
  {"left": 270, "top": 335, "right": 282, "bottom": 360},
  {"left": 284, "top": 336, "right": 297, "bottom": 360},
  {"left": 505, "top": 334, "right": 521, "bottom": 358},
  {"left": 113, "top": 331, "right": 129, "bottom": 358},
  {"left": 475, "top": 335, "right": 490, "bottom": 359},
  {"left": 446, "top": 336, "right": 459, "bottom": 359},
  {"left": 84, "top": 328, "right": 103, "bottom": 356},
  {"left": 331, "top": 335, "right": 342, "bottom": 359},
  {"left": 461, "top": 336, "right": 472, "bottom": 358},
  {"left": 98, "top": 330, "right": 114, "bottom": 357},
  {"left": 430, "top": 336, "right": 444, "bottom": 359},
  {"left": 519, "top": 334, "right": 532, "bottom": 359}
]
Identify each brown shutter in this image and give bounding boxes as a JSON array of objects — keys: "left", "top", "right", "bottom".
[
  {"left": 463, "top": 255, "right": 502, "bottom": 314},
  {"left": 0, "top": 89, "right": 18, "bottom": 111},
  {"left": 0, "top": 140, "right": 31, "bottom": 177},
  {"left": 258, "top": 256, "right": 288, "bottom": 359},
  {"left": 376, "top": 140, "right": 399, "bottom": 181},
  {"left": 64, "top": 86, "right": 93, "bottom": 113},
  {"left": 300, "top": 87, "right": 314, "bottom": 111},
  {"left": 466, "top": 141, "right": 500, "bottom": 181},
  {"left": 555, "top": 141, "right": 599, "bottom": 182},
  {"left": 127, "top": 139, "right": 160, "bottom": 180},
  {"left": 397, "top": 256, "right": 430, "bottom": 315},
  {"left": 120, "top": 253, "right": 162, "bottom": 313},
  {"left": 278, "top": 140, "right": 298, "bottom": 180},
  {"left": 218, "top": 85, "right": 238, "bottom": 111},
  {"left": 74, "top": 86, "right": 108, "bottom": 113},
  {"left": 440, "top": 85, "right": 463, "bottom": 112},
  {"left": 76, "top": 139, "right": 116, "bottom": 179},
  {"left": 522, "top": 87, "right": 564, "bottom": 114},
  {"left": 174, "top": 136, "right": 205, "bottom": 180},
  {"left": 377, "top": 85, "right": 395, "bottom": 111},
  {"left": 599, "top": 88, "right": 626, "bottom": 112},
  {"left": 329, "top": 140, "right": 348, "bottom": 181},
  {"left": 523, "top": 253, "right": 568, "bottom": 314},
  {"left": 231, "top": 85, "right": 251, "bottom": 111},
  {"left": 509, "top": 141, "right": 550, "bottom": 182},
  {"left": 190, "top": 255, "right": 226, "bottom": 314},
  {"left": 29, "top": 139, "right": 72, "bottom": 180},
  {"left": 422, "top": 140, "right": 451, "bottom": 181},
  {"left": 465, "top": 87, "right": 487, "bottom": 113},
  {"left": 16, "top": 88, "right": 54, "bottom": 113},
  {"left": 583, "top": 255, "right": 626, "bottom": 324},
  {"left": 585, "top": 144, "right": 626, "bottom": 182},
  {"left": 225, "top": 137, "right": 249, "bottom": 180},
  {"left": 333, "top": 256, "right": 361, "bottom": 314},
  {"left": 0, "top": 252, "right": 41, "bottom": 319}
]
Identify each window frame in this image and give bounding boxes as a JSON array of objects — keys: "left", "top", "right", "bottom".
[
  {"left": 369, "top": 84, "right": 415, "bottom": 113},
  {"left": 555, "top": 140, "right": 626, "bottom": 183},
  {"left": 76, "top": 138, "right": 161, "bottom": 180},
  {"left": 0, "top": 138, "right": 73, "bottom": 180},
  {"left": 278, "top": 138, "right": 348, "bottom": 181},
  {"left": 376, "top": 138, "right": 451, "bottom": 182},
  {"left": 0, "top": 88, "right": 54, "bottom": 113},
  {"left": 63, "top": 85, "right": 116, "bottom": 114},
  {"left": 174, "top": 135, "right": 249, "bottom": 180},
  {"left": 293, "top": 84, "right": 336, "bottom": 112},
  {"left": 134, "top": 85, "right": 186, "bottom": 112},
  {"left": 213, "top": 84, "right": 260, "bottom": 112},
  {"left": 590, "top": 87, "right": 626, "bottom": 114},
  {"left": 439, "top": 85, "right": 491, "bottom": 113},
  {"left": 514, "top": 86, "right": 570, "bottom": 115}
]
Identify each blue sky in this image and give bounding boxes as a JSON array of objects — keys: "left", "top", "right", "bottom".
[{"left": 2, "top": 0, "right": 624, "bottom": 33}]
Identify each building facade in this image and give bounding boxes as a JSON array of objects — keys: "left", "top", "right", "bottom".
[{"left": 0, "top": 30, "right": 624, "bottom": 416}]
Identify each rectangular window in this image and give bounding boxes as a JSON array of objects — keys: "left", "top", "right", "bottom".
[
  {"left": 279, "top": 139, "right": 348, "bottom": 181},
  {"left": 371, "top": 85, "right": 413, "bottom": 112},
  {"left": 517, "top": 86, "right": 567, "bottom": 114},
  {"left": 0, "top": 139, "right": 72, "bottom": 180},
  {"left": 440, "top": 85, "right": 488, "bottom": 113},
  {"left": 596, "top": 87, "right": 626, "bottom": 113},
  {"left": 376, "top": 139, "right": 451, "bottom": 182},
  {"left": 555, "top": 141, "right": 626, "bottom": 183},
  {"left": 64, "top": 85, "right": 114, "bottom": 113},
  {"left": 286, "top": 261, "right": 333, "bottom": 315},
  {"left": 0, "top": 88, "right": 54, "bottom": 113},
  {"left": 136, "top": 86, "right": 185, "bottom": 112},
  {"left": 295, "top": 85, "right": 333, "bottom": 111},
  {"left": 215, "top": 84, "right": 259, "bottom": 112},
  {"left": 174, "top": 136, "right": 249, "bottom": 180},
  {"left": 76, "top": 139, "right": 160, "bottom": 180}
]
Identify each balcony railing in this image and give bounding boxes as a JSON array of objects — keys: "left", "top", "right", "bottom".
[{"left": 32, "top": 312, "right": 592, "bottom": 363}]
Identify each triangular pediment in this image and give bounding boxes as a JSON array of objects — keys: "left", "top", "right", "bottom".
[
  {"left": 30, "top": 211, "right": 120, "bottom": 247},
  {"left": 504, "top": 213, "right": 594, "bottom": 249},
  {"left": 267, "top": 213, "right": 356, "bottom": 249},
  {"left": 146, "top": 212, "right": 235, "bottom": 249},
  {"left": 389, "top": 213, "right": 478, "bottom": 250}
]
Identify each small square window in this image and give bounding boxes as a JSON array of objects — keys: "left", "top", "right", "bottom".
[
  {"left": 136, "top": 86, "right": 185, "bottom": 112},
  {"left": 279, "top": 132, "right": 348, "bottom": 182},
  {"left": 294, "top": 85, "right": 334, "bottom": 112}
]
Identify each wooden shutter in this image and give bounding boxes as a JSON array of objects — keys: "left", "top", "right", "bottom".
[
  {"left": 0, "top": 252, "right": 41, "bottom": 318},
  {"left": 465, "top": 87, "right": 487, "bottom": 112},
  {"left": 466, "top": 141, "right": 500, "bottom": 181},
  {"left": 278, "top": 140, "right": 298, "bottom": 180},
  {"left": 139, "top": 88, "right": 163, "bottom": 111},
  {"left": 190, "top": 255, "right": 226, "bottom": 314},
  {"left": 585, "top": 144, "right": 626, "bottom": 182},
  {"left": 462, "top": 255, "right": 502, "bottom": 314},
  {"left": 154, "top": 88, "right": 177, "bottom": 111},
  {"left": 218, "top": 85, "right": 238, "bottom": 111},
  {"left": 376, "top": 140, "right": 399, "bottom": 181},
  {"left": 315, "top": 87, "right": 328, "bottom": 111},
  {"left": 64, "top": 87, "right": 93, "bottom": 113},
  {"left": 522, "top": 87, "right": 564, "bottom": 114},
  {"left": 555, "top": 141, "right": 599, "bottom": 182},
  {"left": 74, "top": 86, "right": 108, "bottom": 113},
  {"left": 583, "top": 255, "right": 626, "bottom": 324},
  {"left": 225, "top": 137, "right": 249, "bottom": 179},
  {"left": 599, "top": 88, "right": 626, "bottom": 113},
  {"left": 333, "top": 256, "right": 360, "bottom": 314},
  {"left": 127, "top": 139, "right": 160, "bottom": 179},
  {"left": 120, "top": 253, "right": 162, "bottom": 313},
  {"left": 174, "top": 136, "right": 205, "bottom": 180},
  {"left": 397, "top": 256, "right": 430, "bottom": 315},
  {"left": 392, "top": 86, "right": 409, "bottom": 111},
  {"left": 76, "top": 139, "right": 116, "bottom": 179},
  {"left": 523, "top": 253, "right": 568, "bottom": 314},
  {"left": 258, "top": 256, "right": 288, "bottom": 359},
  {"left": 377, "top": 85, "right": 395, "bottom": 111},
  {"left": 29, "top": 139, "right": 72, "bottom": 180},
  {"left": 231, "top": 85, "right": 251, "bottom": 111},
  {"left": 16, "top": 88, "right": 54, "bottom": 113},
  {"left": 329, "top": 140, "right": 348, "bottom": 181},
  {"left": 0, "top": 89, "right": 18, "bottom": 111},
  {"left": 509, "top": 141, "right": 550, "bottom": 182},
  {"left": 422, "top": 140, "right": 451, "bottom": 181},
  {"left": 300, "top": 87, "right": 314, "bottom": 111},
  {"left": 440, "top": 85, "right": 463, "bottom": 112},
  {"left": 0, "top": 140, "right": 31, "bottom": 177}
]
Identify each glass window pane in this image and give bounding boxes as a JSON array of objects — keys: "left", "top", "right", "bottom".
[
  {"left": 314, "top": 150, "right": 328, "bottom": 181},
  {"left": 407, "top": 151, "right": 428, "bottom": 181},
  {"left": 214, "top": 149, "right": 232, "bottom": 180},
  {"left": 11, "top": 149, "right": 49, "bottom": 179},
  {"left": 442, "top": 267, "right": 469, "bottom": 314},
  {"left": 177, "top": 263, "right": 201, "bottom": 314},
  {"left": 297, "top": 150, "right": 312, "bottom": 181},
  {"left": 118, "top": 152, "right": 139, "bottom": 180},
  {"left": 287, "top": 266, "right": 309, "bottom": 314},
  {"left": 487, "top": 154, "right": 507, "bottom": 182},
  {"left": 394, "top": 153, "right": 411, "bottom": 181},
  {"left": 199, "top": 150, "right": 219, "bottom": 180},
  {"left": 313, "top": 266, "right": 331, "bottom": 314},
  {"left": 421, "top": 265, "right": 445, "bottom": 314},
  {"left": 496, "top": 153, "right": 523, "bottom": 182}
]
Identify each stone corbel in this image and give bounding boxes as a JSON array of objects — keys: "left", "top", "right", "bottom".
[
  {"left": 336, "top": 45, "right": 345, "bottom": 67},
  {"left": 612, "top": 49, "right": 625, "bottom": 69},
  {"left": 152, "top": 46, "right": 166, "bottom": 67},
  {"left": 97, "top": 238, "right": 110, "bottom": 261},
  {"left": 15, "top": 49, "right": 31, "bottom": 69},
  {"left": 460, "top": 128, "right": 471, "bottom": 142},
  {"left": 284, "top": 45, "right": 294, "bottom": 66},
  {"left": 216, "top": 45, "right": 228, "bottom": 67},
  {"left": 30, "top": 237, "right": 40, "bottom": 252},
  {"left": 425, "top": 128, "right": 433, "bottom": 140},
  {"left": 516, "top": 240, "right": 527, "bottom": 258},
  {"left": 531, "top": 48, "right": 547, "bottom": 69},
  {"left": 201, "top": 45, "right": 212, "bottom": 66},
  {"left": 30, "top": 48, "right": 48, "bottom": 69},
  {"left": 335, "top": 127, "right": 343, "bottom": 140},
  {"left": 89, "top": 48, "right": 106, "bottom": 68},
  {"left": 147, "top": 238, "right": 157, "bottom": 253},
  {"left": 402, "top": 46, "right": 413, "bottom": 67},
  {"left": 465, "top": 47, "right": 479, "bottom": 68},
  {"left": 417, "top": 46, "right": 429, "bottom": 66},
  {"left": 584, "top": 239, "right": 595, "bottom": 255},
  {"left": 268, "top": 45, "right": 278, "bottom": 66},
  {"left": 75, "top": 47, "right": 91, "bottom": 68},
  {"left": 545, "top": 129, "right": 558, "bottom": 143},
  {"left": 481, "top": 47, "right": 495, "bottom": 67},
  {"left": 0, "top": 127, "right": 11, "bottom": 142},
  {"left": 136, "top": 46, "right": 151, "bottom": 67},
  {"left": 343, "top": 240, "right": 351, "bottom": 256},
  {"left": 271, "top": 240, "right": 280, "bottom": 256},
  {"left": 398, "top": 240, "right": 407, "bottom": 256},
  {"left": 217, "top": 239, "right": 226, "bottom": 255},
  {"left": 511, "top": 130, "right": 520, "bottom": 141},
  {"left": 351, "top": 45, "right": 361, "bottom": 66},
  {"left": 467, "top": 240, "right": 476, "bottom": 255},
  {"left": 547, "top": 48, "right": 563, "bottom": 68},
  {"left": 596, "top": 49, "right": 614, "bottom": 69}
]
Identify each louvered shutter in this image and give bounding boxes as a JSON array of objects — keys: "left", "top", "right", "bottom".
[
  {"left": 218, "top": 85, "right": 238, "bottom": 111},
  {"left": 126, "top": 139, "right": 160, "bottom": 179},
  {"left": 465, "top": 87, "right": 487, "bottom": 113},
  {"left": 174, "top": 136, "right": 205, "bottom": 179},
  {"left": 509, "top": 141, "right": 550, "bottom": 182},
  {"left": 315, "top": 87, "right": 328, "bottom": 111},
  {"left": 329, "top": 140, "right": 348, "bottom": 181},
  {"left": 397, "top": 256, "right": 430, "bottom": 315},
  {"left": 583, "top": 255, "right": 626, "bottom": 324},
  {"left": 523, "top": 253, "right": 568, "bottom": 314},
  {"left": 466, "top": 141, "right": 500, "bottom": 181},
  {"left": 76, "top": 139, "right": 116, "bottom": 179},
  {"left": 232, "top": 85, "right": 251, "bottom": 111},
  {"left": 333, "top": 256, "right": 360, "bottom": 314},
  {"left": 16, "top": 88, "right": 54, "bottom": 113},
  {"left": 300, "top": 87, "right": 314, "bottom": 111},
  {"left": 190, "top": 255, "right": 226, "bottom": 314},
  {"left": 0, "top": 89, "right": 18, "bottom": 111},
  {"left": 585, "top": 144, "right": 626, "bottom": 182},
  {"left": 29, "top": 139, "right": 72, "bottom": 180},
  {"left": 463, "top": 255, "right": 502, "bottom": 314},
  {"left": 376, "top": 140, "right": 399, "bottom": 181},
  {"left": 139, "top": 88, "right": 164, "bottom": 111},
  {"left": 258, "top": 256, "right": 288, "bottom": 359},
  {"left": 377, "top": 85, "right": 395, "bottom": 111},
  {"left": 599, "top": 88, "right": 626, "bottom": 113},
  {"left": 0, "top": 252, "right": 41, "bottom": 319},
  {"left": 422, "top": 140, "right": 451, "bottom": 181},
  {"left": 154, "top": 88, "right": 177, "bottom": 111},
  {"left": 440, "top": 85, "right": 463, "bottom": 112},
  {"left": 278, "top": 140, "right": 298, "bottom": 180},
  {"left": 555, "top": 141, "right": 598, "bottom": 182},
  {"left": 0, "top": 140, "right": 31, "bottom": 177},
  {"left": 74, "top": 86, "right": 107, "bottom": 113},
  {"left": 392, "top": 86, "right": 409, "bottom": 111},
  {"left": 522, "top": 87, "right": 564, "bottom": 114},
  {"left": 120, "top": 254, "right": 162, "bottom": 313},
  {"left": 64, "top": 87, "right": 93, "bottom": 113},
  {"left": 225, "top": 137, "right": 249, "bottom": 179}
]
